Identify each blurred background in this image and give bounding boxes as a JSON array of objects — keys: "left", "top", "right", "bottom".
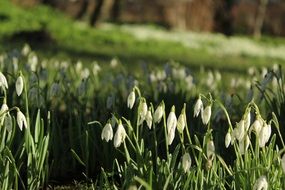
[{"left": 0, "top": 0, "right": 284, "bottom": 71}]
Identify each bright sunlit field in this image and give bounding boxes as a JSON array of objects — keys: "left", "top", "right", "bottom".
[{"left": 1, "top": 0, "right": 285, "bottom": 189}]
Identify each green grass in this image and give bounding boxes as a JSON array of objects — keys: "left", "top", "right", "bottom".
[{"left": 0, "top": 0, "right": 284, "bottom": 75}]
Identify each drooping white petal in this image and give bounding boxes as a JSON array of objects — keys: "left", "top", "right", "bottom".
[
  {"left": 154, "top": 104, "right": 164, "bottom": 123},
  {"left": 177, "top": 113, "right": 186, "bottom": 134},
  {"left": 207, "top": 140, "right": 215, "bottom": 159},
  {"left": 127, "top": 91, "right": 135, "bottom": 109},
  {"left": 101, "top": 123, "right": 113, "bottom": 142},
  {"left": 0, "top": 72, "right": 8, "bottom": 89},
  {"left": 244, "top": 111, "right": 251, "bottom": 131},
  {"left": 145, "top": 110, "right": 152, "bottom": 129},
  {"left": 167, "top": 110, "right": 177, "bottom": 134},
  {"left": 15, "top": 76, "right": 24, "bottom": 96},
  {"left": 114, "top": 123, "right": 126, "bottom": 148},
  {"left": 225, "top": 132, "right": 231, "bottom": 148},
  {"left": 182, "top": 153, "right": 191, "bottom": 173},
  {"left": 253, "top": 176, "right": 268, "bottom": 190},
  {"left": 202, "top": 106, "right": 211, "bottom": 125},
  {"left": 239, "top": 135, "right": 250, "bottom": 155},
  {"left": 235, "top": 119, "right": 245, "bottom": 141},
  {"left": 193, "top": 98, "right": 203, "bottom": 117},
  {"left": 259, "top": 123, "right": 271, "bottom": 148},
  {"left": 17, "top": 110, "right": 27, "bottom": 131}
]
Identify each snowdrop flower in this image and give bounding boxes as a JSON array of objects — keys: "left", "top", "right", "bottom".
[
  {"left": 0, "top": 103, "right": 8, "bottom": 114},
  {"left": 253, "top": 175, "right": 268, "bottom": 190},
  {"left": 17, "top": 110, "right": 27, "bottom": 131},
  {"left": 193, "top": 97, "right": 203, "bottom": 117},
  {"left": 235, "top": 119, "right": 245, "bottom": 141},
  {"left": 207, "top": 140, "right": 215, "bottom": 160},
  {"left": 114, "top": 122, "right": 126, "bottom": 148},
  {"left": 127, "top": 91, "right": 135, "bottom": 109},
  {"left": 225, "top": 131, "right": 231, "bottom": 148},
  {"left": 182, "top": 153, "right": 191, "bottom": 173},
  {"left": 167, "top": 106, "right": 177, "bottom": 145},
  {"left": 145, "top": 110, "right": 152, "bottom": 129},
  {"left": 101, "top": 123, "right": 113, "bottom": 142},
  {"left": 92, "top": 62, "right": 101, "bottom": 76},
  {"left": 0, "top": 71, "right": 8, "bottom": 89},
  {"left": 15, "top": 75, "right": 24, "bottom": 96},
  {"left": 239, "top": 135, "right": 250, "bottom": 155},
  {"left": 202, "top": 105, "right": 211, "bottom": 125},
  {"left": 153, "top": 102, "right": 164, "bottom": 123},
  {"left": 281, "top": 154, "right": 285, "bottom": 174},
  {"left": 139, "top": 100, "right": 148, "bottom": 124},
  {"left": 250, "top": 117, "right": 263, "bottom": 135},
  {"left": 177, "top": 111, "right": 186, "bottom": 134},
  {"left": 259, "top": 123, "right": 271, "bottom": 148}
]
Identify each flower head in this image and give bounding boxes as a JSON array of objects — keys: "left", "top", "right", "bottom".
[
  {"left": 259, "top": 123, "right": 271, "bottom": 148},
  {"left": 253, "top": 176, "right": 268, "bottom": 190},
  {"left": 145, "top": 110, "right": 152, "bottom": 129},
  {"left": 154, "top": 102, "right": 164, "bottom": 123},
  {"left": 177, "top": 112, "right": 186, "bottom": 134},
  {"left": 167, "top": 106, "right": 177, "bottom": 145},
  {"left": 127, "top": 91, "right": 135, "bottom": 109},
  {"left": 202, "top": 105, "right": 211, "bottom": 125},
  {"left": 17, "top": 110, "right": 27, "bottom": 131},
  {"left": 225, "top": 131, "right": 231, "bottom": 148},
  {"left": 182, "top": 153, "right": 191, "bottom": 173},
  {"left": 101, "top": 123, "right": 113, "bottom": 142},
  {"left": 16, "top": 75, "right": 24, "bottom": 96},
  {"left": 207, "top": 140, "right": 215, "bottom": 160},
  {"left": 193, "top": 97, "right": 203, "bottom": 117},
  {"left": 114, "top": 121, "right": 126, "bottom": 148},
  {"left": 0, "top": 72, "right": 8, "bottom": 89}
]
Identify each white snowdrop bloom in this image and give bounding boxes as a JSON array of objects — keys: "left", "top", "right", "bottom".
[
  {"left": 168, "top": 127, "right": 176, "bottom": 145},
  {"left": 29, "top": 54, "right": 38, "bottom": 72},
  {"left": 239, "top": 135, "right": 250, "bottom": 155},
  {"left": 259, "top": 123, "right": 271, "bottom": 148},
  {"left": 15, "top": 76, "right": 24, "bottom": 96},
  {"left": 81, "top": 68, "right": 90, "bottom": 79},
  {"left": 101, "top": 123, "right": 113, "bottom": 142},
  {"left": 225, "top": 131, "right": 231, "bottom": 148},
  {"left": 127, "top": 91, "right": 135, "bottom": 109},
  {"left": 75, "top": 61, "right": 83, "bottom": 73},
  {"left": 17, "top": 110, "right": 28, "bottom": 131},
  {"left": 244, "top": 111, "right": 251, "bottom": 131},
  {"left": 281, "top": 154, "right": 285, "bottom": 174},
  {"left": 182, "top": 153, "right": 191, "bottom": 173},
  {"left": 207, "top": 140, "right": 215, "bottom": 159},
  {"left": 0, "top": 103, "right": 8, "bottom": 114},
  {"left": 145, "top": 110, "right": 152, "bottom": 129},
  {"left": 193, "top": 97, "right": 203, "bottom": 117},
  {"left": 22, "top": 44, "right": 31, "bottom": 56},
  {"left": 139, "top": 101, "right": 148, "bottom": 124},
  {"left": 153, "top": 103, "right": 164, "bottom": 123},
  {"left": 177, "top": 112, "right": 186, "bottom": 134},
  {"left": 92, "top": 62, "right": 101, "bottom": 75},
  {"left": 0, "top": 72, "right": 8, "bottom": 89},
  {"left": 253, "top": 176, "right": 268, "bottom": 190},
  {"left": 167, "top": 106, "right": 177, "bottom": 134},
  {"left": 250, "top": 118, "right": 263, "bottom": 136},
  {"left": 235, "top": 119, "right": 245, "bottom": 141},
  {"left": 114, "top": 122, "right": 126, "bottom": 148},
  {"left": 110, "top": 58, "right": 119, "bottom": 68},
  {"left": 202, "top": 105, "right": 211, "bottom": 125}
]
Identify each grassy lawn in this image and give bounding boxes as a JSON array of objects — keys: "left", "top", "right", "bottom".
[{"left": 0, "top": 0, "right": 284, "bottom": 74}]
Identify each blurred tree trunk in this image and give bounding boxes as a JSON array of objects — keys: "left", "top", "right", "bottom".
[
  {"left": 90, "top": 0, "right": 104, "bottom": 26},
  {"left": 253, "top": 0, "right": 268, "bottom": 39},
  {"left": 111, "top": 0, "right": 121, "bottom": 22},
  {"left": 76, "top": 0, "right": 89, "bottom": 20}
]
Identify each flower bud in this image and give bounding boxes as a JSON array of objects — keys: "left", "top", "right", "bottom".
[
  {"left": 182, "top": 153, "right": 191, "bottom": 173},
  {"left": 145, "top": 110, "right": 152, "bottom": 129},
  {"left": 127, "top": 91, "right": 135, "bottom": 109},
  {"left": 17, "top": 110, "right": 27, "bottom": 131},
  {"left": 0, "top": 71, "right": 8, "bottom": 89},
  {"left": 114, "top": 122, "right": 126, "bottom": 148},
  {"left": 193, "top": 97, "right": 203, "bottom": 117},
  {"left": 15, "top": 75, "right": 24, "bottom": 96},
  {"left": 225, "top": 131, "right": 231, "bottom": 148},
  {"left": 207, "top": 140, "right": 215, "bottom": 160},
  {"left": 101, "top": 123, "right": 113, "bottom": 142},
  {"left": 253, "top": 176, "right": 268, "bottom": 190},
  {"left": 153, "top": 102, "right": 164, "bottom": 123},
  {"left": 202, "top": 105, "right": 211, "bottom": 125}
]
